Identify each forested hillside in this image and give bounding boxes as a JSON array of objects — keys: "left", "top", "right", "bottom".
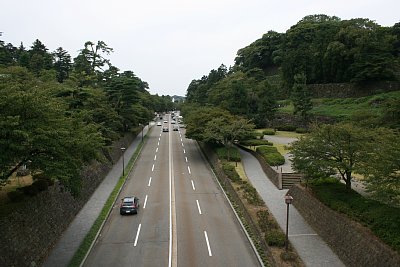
[
  {"left": 185, "top": 14, "right": 400, "bottom": 128},
  {"left": 0, "top": 39, "right": 175, "bottom": 194}
]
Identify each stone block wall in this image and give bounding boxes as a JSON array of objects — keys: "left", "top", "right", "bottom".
[
  {"left": 0, "top": 133, "right": 135, "bottom": 267},
  {"left": 288, "top": 184, "right": 400, "bottom": 267}
]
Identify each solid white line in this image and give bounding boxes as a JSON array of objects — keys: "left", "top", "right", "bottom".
[
  {"left": 187, "top": 166, "right": 191, "bottom": 174},
  {"left": 134, "top": 224, "right": 142, "bottom": 247},
  {"left": 144, "top": 195, "right": 148, "bottom": 209},
  {"left": 156, "top": 147, "right": 159, "bottom": 153},
  {"left": 185, "top": 157, "right": 188, "bottom": 162},
  {"left": 148, "top": 177, "right": 152, "bottom": 187},
  {"left": 204, "top": 231, "right": 212, "bottom": 256},
  {"left": 191, "top": 180, "right": 195, "bottom": 191},
  {"left": 152, "top": 164, "right": 154, "bottom": 172},
  {"left": 196, "top": 200, "right": 202, "bottom": 214},
  {"left": 154, "top": 154, "right": 157, "bottom": 161},
  {"left": 183, "top": 149, "right": 186, "bottom": 154}
]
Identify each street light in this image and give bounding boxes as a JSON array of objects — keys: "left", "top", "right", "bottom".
[
  {"left": 121, "top": 147, "right": 126, "bottom": 176},
  {"left": 284, "top": 194, "right": 294, "bottom": 251}
]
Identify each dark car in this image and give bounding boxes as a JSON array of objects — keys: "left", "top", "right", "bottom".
[{"left": 120, "top": 196, "right": 139, "bottom": 215}]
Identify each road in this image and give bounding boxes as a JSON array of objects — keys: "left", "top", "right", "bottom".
[{"left": 83, "top": 113, "right": 260, "bottom": 267}]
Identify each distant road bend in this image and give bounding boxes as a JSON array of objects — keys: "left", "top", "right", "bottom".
[{"left": 83, "top": 113, "right": 261, "bottom": 267}]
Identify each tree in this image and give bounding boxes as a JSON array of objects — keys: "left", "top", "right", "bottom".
[
  {"left": 290, "top": 123, "right": 374, "bottom": 190},
  {"left": 291, "top": 73, "right": 312, "bottom": 122},
  {"left": 52, "top": 47, "right": 72, "bottom": 83},
  {"left": 28, "top": 39, "right": 53, "bottom": 76}
]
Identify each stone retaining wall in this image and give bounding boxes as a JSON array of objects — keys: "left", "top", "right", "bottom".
[
  {"left": 288, "top": 184, "right": 400, "bottom": 267},
  {"left": 0, "top": 133, "right": 136, "bottom": 267}
]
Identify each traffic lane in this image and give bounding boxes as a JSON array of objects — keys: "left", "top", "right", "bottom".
[
  {"left": 84, "top": 126, "right": 170, "bottom": 267},
  {"left": 173, "top": 131, "right": 260, "bottom": 266}
]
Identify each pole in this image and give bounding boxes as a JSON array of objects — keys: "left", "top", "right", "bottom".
[
  {"left": 141, "top": 125, "right": 144, "bottom": 142},
  {"left": 122, "top": 154, "right": 125, "bottom": 176},
  {"left": 285, "top": 202, "right": 289, "bottom": 251}
]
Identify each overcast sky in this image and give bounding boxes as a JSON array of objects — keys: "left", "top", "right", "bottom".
[{"left": 1, "top": 0, "right": 399, "bottom": 96}]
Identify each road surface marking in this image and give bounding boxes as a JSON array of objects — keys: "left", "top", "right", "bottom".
[
  {"left": 154, "top": 154, "right": 157, "bottom": 161},
  {"left": 204, "top": 231, "right": 212, "bottom": 256},
  {"left": 134, "top": 224, "right": 141, "bottom": 247},
  {"left": 180, "top": 138, "right": 183, "bottom": 142},
  {"left": 183, "top": 149, "right": 186, "bottom": 154},
  {"left": 158, "top": 142, "right": 160, "bottom": 146},
  {"left": 143, "top": 195, "right": 148, "bottom": 209},
  {"left": 169, "top": 117, "right": 177, "bottom": 267},
  {"left": 191, "top": 180, "right": 195, "bottom": 191},
  {"left": 181, "top": 143, "right": 184, "bottom": 147},
  {"left": 156, "top": 147, "right": 159, "bottom": 153},
  {"left": 196, "top": 200, "right": 202, "bottom": 214},
  {"left": 187, "top": 166, "right": 191, "bottom": 174},
  {"left": 148, "top": 177, "right": 152, "bottom": 187},
  {"left": 152, "top": 164, "right": 154, "bottom": 172},
  {"left": 185, "top": 157, "right": 188, "bottom": 162}
]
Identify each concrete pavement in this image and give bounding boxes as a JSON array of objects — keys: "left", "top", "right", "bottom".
[
  {"left": 239, "top": 148, "right": 346, "bottom": 267},
  {"left": 43, "top": 125, "right": 150, "bottom": 267}
]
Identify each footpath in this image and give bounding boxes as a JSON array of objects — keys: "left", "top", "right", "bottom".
[
  {"left": 42, "top": 125, "right": 150, "bottom": 267},
  {"left": 239, "top": 148, "right": 345, "bottom": 267}
]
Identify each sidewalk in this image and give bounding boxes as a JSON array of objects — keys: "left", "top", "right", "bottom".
[
  {"left": 239, "top": 148, "right": 345, "bottom": 267},
  {"left": 43, "top": 125, "right": 150, "bottom": 267}
]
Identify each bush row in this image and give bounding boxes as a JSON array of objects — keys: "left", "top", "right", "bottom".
[
  {"left": 310, "top": 178, "right": 400, "bottom": 253},
  {"left": 221, "top": 163, "right": 241, "bottom": 182},
  {"left": 240, "top": 139, "right": 273, "bottom": 147},
  {"left": 214, "top": 146, "right": 241, "bottom": 162},
  {"left": 256, "top": 145, "right": 285, "bottom": 166},
  {"left": 7, "top": 174, "right": 54, "bottom": 202}
]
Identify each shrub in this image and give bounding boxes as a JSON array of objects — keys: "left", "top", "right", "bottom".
[
  {"left": 222, "top": 163, "right": 241, "bottom": 182},
  {"left": 256, "top": 145, "right": 285, "bottom": 166},
  {"left": 280, "top": 251, "right": 297, "bottom": 262},
  {"left": 295, "top": 127, "right": 308, "bottom": 133},
  {"left": 32, "top": 179, "right": 49, "bottom": 191},
  {"left": 19, "top": 185, "right": 39, "bottom": 196},
  {"left": 262, "top": 129, "right": 276, "bottom": 135},
  {"left": 7, "top": 190, "right": 25, "bottom": 202},
  {"left": 214, "top": 146, "right": 241, "bottom": 162},
  {"left": 240, "top": 139, "right": 273, "bottom": 146},
  {"left": 265, "top": 229, "right": 285, "bottom": 247},
  {"left": 241, "top": 183, "right": 265, "bottom": 206},
  {"left": 276, "top": 125, "right": 296, "bottom": 131}
]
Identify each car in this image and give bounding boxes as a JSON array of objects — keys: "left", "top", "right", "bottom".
[
  {"left": 162, "top": 126, "right": 169, "bottom": 132},
  {"left": 163, "top": 120, "right": 168, "bottom": 123},
  {"left": 157, "top": 122, "right": 162, "bottom": 126},
  {"left": 120, "top": 196, "right": 139, "bottom": 215},
  {"left": 173, "top": 125, "right": 179, "bottom": 131},
  {"left": 171, "top": 120, "right": 176, "bottom": 124}
]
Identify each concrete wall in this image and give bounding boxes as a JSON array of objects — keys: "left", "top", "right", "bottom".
[
  {"left": 288, "top": 184, "right": 400, "bottom": 267},
  {"left": 0, "top": 133, "right": 136, "bottom": 267}
]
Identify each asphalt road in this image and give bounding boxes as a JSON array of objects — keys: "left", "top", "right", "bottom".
[{"left": 83, "top": 114, "right": 260, "bottom": 267}]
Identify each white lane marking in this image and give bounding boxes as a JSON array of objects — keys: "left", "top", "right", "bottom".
[
  {"left": 152, "top": 164, "right": 155, "bottom": 172},
  {"left": 154, "top": 154, "right": 157, "bottom": 161},
  {"left": 204, "top": 231, "right": 212, "bottom": 256},
  {"left": 185, "top": 157, "right": 188, "bottom": 162},
  {"left": 187, "top": 166, "right": 191, "bottom": 174},
  {"left": 134, "top": 224, "right": 142, "bottom": 247},
  {"left": 181, "top": 143, "right": 184, "bottom": 147},
  {"left": 183, "top": 149, "right": 186, "bottom": 154},
  {"left": 180, "top": 138, "right": 183, "bottom": 142},
  {"left": 196, "top": 200, "right": 202, "bottom": 215},
  {"left": 144, "top": 195, "right": 148, "bottom": 209},
  {"left": 158, "top": 142, "right": 160, "bottom": 146},
  {"left": 148, "top": 177, "right": 152, "bottom": 187},
  {"left": 156, "top": 147, "right": 159, "bottom": 153},
  {"left": 191, "top": 180, "right": 195, "bottom": 191}
]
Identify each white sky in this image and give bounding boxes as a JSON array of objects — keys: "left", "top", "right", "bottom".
[{"left": 1, "top": 0, "right": 399, "bottom": 96}]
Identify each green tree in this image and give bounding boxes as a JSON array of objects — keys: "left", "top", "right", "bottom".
[
  {"left": 52, "top": 47, "right": 72, "bottom": 83},
  {"left": 290, "top": 123, "right": 375, "bottom": 190},
  {"left": 291, "top": 73, "right": 312, "bottom": 122}
]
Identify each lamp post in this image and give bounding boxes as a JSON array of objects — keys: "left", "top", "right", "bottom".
[
  {"left": 121, "top": 147, "right": 126, "bottom": 176},
  {"left": 284, "top": 194, "right": 293, "bottom": 251}
]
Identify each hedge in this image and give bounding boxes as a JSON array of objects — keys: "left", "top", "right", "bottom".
[
  {"left": 240, "top": 139, "right": 273, "bottom": 146},
  {"left": 256, "top": 145, "right": 285, "bottom": 166}
]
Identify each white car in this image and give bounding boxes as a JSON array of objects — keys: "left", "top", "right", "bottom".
[{"left": 157, "top": 122, "right": 162, "bottom": 126}]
